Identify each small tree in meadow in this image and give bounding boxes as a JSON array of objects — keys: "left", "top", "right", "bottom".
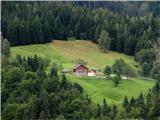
[
  {"left": 104, "top": 66, "right": 112, "bottom": 78},
  {"left": 112, "top": 74, "right": 121, "bottom": 87},
  {"left": 112, "top": 59, "right": 126, "bottom": 76}
]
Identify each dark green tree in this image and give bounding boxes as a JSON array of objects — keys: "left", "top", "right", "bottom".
[
  {"left": 102, "top": 98, "right": 110, "bottom": 116},
  {"left": 73, "top": 83, "right": 83, "bottom": 93},
  {"left": 95, "top": 104, "right": 101, "bottom": 118},
  {"left": 98, "top": 30, "right": 111, "bottom": 52},
  {"left": 112, "top": 75, "right": 121, "bottom": 87},
  {"left": 104, "top": 65, "right": 112, "bottom": 77},
  {"left": 95, "top": 25, "right": 101, "bottom": 40},
  {"left": 43, "top": 20, "right": 52, "bottom": 42},
  {"left": 109, "top": 105, "right": 117, "bottom": 120},
  {"left": 112, "top": 59, "right": 126, "bottom": 75},
  {"left": 75, "top": 20, "right": 81, "bottom": 39},
  {"left": 2, "top": 38, "right": 10, "bottom": 57},
  {"left": 54, "top": 16, "right": 66, "bottom": 40},
  {"left": 141, "top": 62, "right": 151, "bottom": 76},
  {"left": 7, "top": 16, "right": 20, "bottom": 45},
  {"left": 130, "top": 97, "right": 135, "bottom": 107},
  {"left": 50, "top": 66, "right": 58, "bottom": 78},
  {"left": 136, "top": 49, "right": 156, "bottom": 65},
  {"left": 123, "top": 96, "right": 130, "bottom": 113},
  {"left": 37, "top": 65, "right": 46, "bottom": 79}
]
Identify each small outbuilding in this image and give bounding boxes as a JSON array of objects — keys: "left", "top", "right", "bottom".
[
  {"left": 88, "top": 70, "right": 97, "bottom": 76},
  {"left": 61, "top": 69, "right": 72, "bottom": 74},
  {"left": 73, "top": 64, "right": 88, "bottom": 76}
]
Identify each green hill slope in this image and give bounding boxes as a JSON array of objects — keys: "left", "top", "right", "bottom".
[
  {"left": 11, "top": 40, "right": 154, "bottom": 104},
  {"left": 12, "top": 40, "right": 139, "bottom": 70},
  {"left": 68, "top": 75, "right": 154, "bottom": 105}
]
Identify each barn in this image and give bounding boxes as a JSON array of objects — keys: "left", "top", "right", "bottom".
[{"left": 73, "top": 64, "right": 88, "bottom": 76}]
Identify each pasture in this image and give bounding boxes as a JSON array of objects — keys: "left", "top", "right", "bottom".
[
  {"left": 11, "top": 40, "right": 154, "bottom": 104},
  {"left": 12, "top": 40, "right": 139, "bottom": 70},
  {"left": 68, "top": 75, "right": 154, "bottom": 105}
]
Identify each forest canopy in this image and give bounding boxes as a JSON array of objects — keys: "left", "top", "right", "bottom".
[{"left": 72, "top": 1, "right": 160, "bottom": 16}]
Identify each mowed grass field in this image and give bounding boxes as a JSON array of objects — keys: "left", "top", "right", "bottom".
[
  {"left": 68, "top": 75, "right": 154, "bottom": 105},
  {"left": 11, "top": 40, "right": 155, "bottom": 104}
]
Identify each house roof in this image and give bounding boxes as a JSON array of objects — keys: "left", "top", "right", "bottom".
[{"left": 73, "top": 64, "right": 88, "bottom": 70}]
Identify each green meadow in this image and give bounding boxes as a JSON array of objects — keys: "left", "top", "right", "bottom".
[
  {"left": 68, "top": 75, "right": 154, "bottom": 105},
  {"left": 11, "top": 40, "right": 139, "bottom": 70},
  {"left": 11, "top": 40, "right": 155, "bottom": 104}
]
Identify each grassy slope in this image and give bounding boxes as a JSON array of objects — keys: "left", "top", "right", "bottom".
[
  {"left": 52, "top": 40, "right": 139, "bottom": 70},
  {"left": 68, "top": 75, "right": 154, "bottom": 105},
  {"left": 11, "top": 40, "right": 154, "bottom": 104},
  {"left": 11, "top": 40, "right": 138, "bottom": 70},
  {"left": 11, "top": 43, "right": 69, "bottom": 63}
]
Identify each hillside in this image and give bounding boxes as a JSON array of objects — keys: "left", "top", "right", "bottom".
[
  {"left": 11, "top": 40, "right": 154, "bottom": 104},
  {"left": 3, "top": 1, "right": 159, "bottom": 119},
  {"left": 68, "top": 75, "right": 154, "bottom": 105},
  {"left": 12, "top": 40, "right": 139, "bottom": 70}
]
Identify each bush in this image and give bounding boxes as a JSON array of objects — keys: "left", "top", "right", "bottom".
[
  {"left": 112, "top": 59, "right": 137, "bottom": 77},
  {"left": 136, "top": 49, "right": 156, "bottom": 65},
  {"left": 122, "top": 64, "right": 137, "bottom": 77},
  {"left": 104, "top": 65, "right": 112, "bottom": 77},
  {"left": 112, "top": 59, "right": 126, "bottom": 75},
  {"left": 112, "top": 75, "right": 122, "bottom": 87}
]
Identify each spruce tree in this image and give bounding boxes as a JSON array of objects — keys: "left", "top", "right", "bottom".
[
  {"left": 7, "top": 16, "right": 20, "bottom": 45},
  {"left": 137, "top": 93, "right": 145, "bottom": 106},
  {"left": 98, "top": 30, "right": 111, "bottom": 52},
  {"left": 95, "top": 25, "right": 101, "bottom": 40},
  {"left": 141, "top": 62, "right": 151, "bottom": 76},
  {"left": 75, "top": 20, "right": 81, "bottom": 39},
  {"left": 61, "top": 73, "right": 68, "bottom": 89},
  {"left": 34, "top": 15, "right": 44, "bottom": 43},
  {"left": 43, "top": 20, "right": 52, "bottom": 42},
  {"left": 2, "top": 38, "right": 10, "bottom": 57},
  {"left": 16, "top": 54, "right": 23, "bottom": 64},
  {"left": 130, "top": 96, "right": 135, "bottom": 107},
  {"left": 50, "top": 66, "right": 58, "bottom": 78},
  {"left": 109, "top": 105, "right": 117, "bottom": 120},
  {"left": 123, "top": 96, "right": 129, "bottom": 108},
  {"left": 102, "top": 98, "right": 110, "bottom": 116},
  {"left": 37, "top": 65, "right": 46, "bottom": 79},
  {"left": 54, "top": 16, "right": 65, "bottom": 40},
  {"left": 96, "top": 104, "right": 101, "bottom": 118},
  {"left": 123, "top": 96, "right": 130, "bottom": 113}
]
